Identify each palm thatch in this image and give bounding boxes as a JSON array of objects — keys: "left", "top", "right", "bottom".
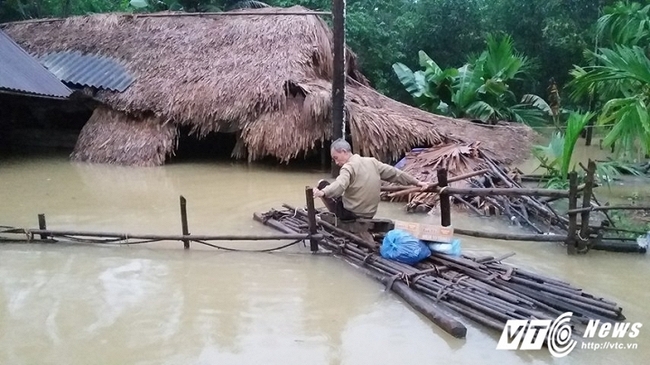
[
  {"left": 382, "top": 143, "right": 488, "bottom": 211},
  {"left": 71, "top": 106, "right": 177, "bottom": 166},
  {"left": 1, "top": 6, "right": 535, "bottom": 166}
]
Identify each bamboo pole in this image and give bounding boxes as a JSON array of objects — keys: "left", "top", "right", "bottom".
[
  {"left": 433, "top": 186, "right": 570, "bottom": 198},
  {"left": 252, "top": 213, "right": 296, "bottom": 234},
  {"left": 133, "top": 11, "right": 332, "bottom": 17},
  {"left": 19, "top": 229, "right": 320, "bottom": 242},
  {"left": 282, "top": 204, "right": 377, "bottom": 250},
  {"left": 257, "top": 206, "right": 628, "bottom": 332},
  {"left": 592, "top": 241, "right": 647, "bottom": 253},
  {"left": 351, "top": 261, "right": 467, "bottom": 338},
  {"left": 0, "top": 11, "right": 332, "bottom": 26},
  {"left": 567, "top": 205, "right": 650, "bottom": 214},
  {"left": 454, "top": 196, "right": 484, "bottom": 216},
  {"left": 453, "top": 228, "right": 566, "bottom": 242},
  {"left": 384, "top": 168, "right": 490, "bottom": 196}
]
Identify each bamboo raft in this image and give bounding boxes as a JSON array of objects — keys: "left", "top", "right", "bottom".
[{"left": 254, "top": 205, "right": 626, "bottom": 339}]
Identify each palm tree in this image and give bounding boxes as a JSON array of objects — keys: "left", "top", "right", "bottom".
[{"left": 569, "top": 1, "right": 650, "bottom": 161}]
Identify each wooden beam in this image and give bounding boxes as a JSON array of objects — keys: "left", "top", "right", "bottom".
[
  {"left": 432, "top": 186, "right": 570, "bottom": 198},
  {"left": 0, "top": 11, "right": 332, "bottom": 26},
  {"left": 453, "top": 228, "right": 566, "bottom": 242},
  {"left": 330, "top": 0, "right": 346, "bottom": 178},
  {"left": 18, "top": 229, "right": 320, "bottom": 242},
  {"left": 567, "top": 205, "right": 650, "bottom": 214}
]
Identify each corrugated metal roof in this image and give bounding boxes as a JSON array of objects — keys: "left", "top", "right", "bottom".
[
  {"left": 39, "top": 51, "right": 135, "bottom": 92},
  {"left": 0, "top": 30, "right": 72, "bottom": 98}
]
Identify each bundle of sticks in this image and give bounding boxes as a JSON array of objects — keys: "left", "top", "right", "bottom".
[
  {"left": 254, "top": 206, "right": 625, "bottom": 338},
  {"left": 381, "top": 143, "right": 569, "bottom": 234}
]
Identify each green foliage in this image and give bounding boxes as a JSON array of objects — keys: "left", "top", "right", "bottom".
[
  {"left": 0, "top": 0, "right": 608, "bottom": 110},
  {"left": 596, "top": 0, "right": 650, "bottom": 47},
  {"left": 0, "top": 0, "right": 132, "bottom": 19},
  {"left": 532, "top": 112, "right": 595, "bottom": 187},
  {"left": 570, "top": 44, "right": 650, "bottom": 161},
  {"left": 394, "top": 35, "right": 550, "bottom": 124}
]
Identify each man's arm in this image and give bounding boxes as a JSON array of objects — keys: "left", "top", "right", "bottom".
[
  {"left": 319, "top": 166, "right": 352, "bottom": 198},
  {"left": 374, "top": 159, "right": 423, "bottom": 186}
]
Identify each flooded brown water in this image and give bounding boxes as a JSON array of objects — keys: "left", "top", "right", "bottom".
[{"left": 1, "top": 150, "right": 649, "bottom": 364}]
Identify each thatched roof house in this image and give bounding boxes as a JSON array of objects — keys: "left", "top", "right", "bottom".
[{"left": 1, "top": 6, "right": 534, "bottom": 166}]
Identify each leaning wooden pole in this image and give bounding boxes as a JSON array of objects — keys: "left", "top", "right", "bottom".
[
  {"left": 331, "top": 0, "right": 346, "bottom": 178},
  {"left": 180, "top": 195, "right": 190, "bottom": 249}
]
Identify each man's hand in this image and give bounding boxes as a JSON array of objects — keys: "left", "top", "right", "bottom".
[
  {"left": 313, "top": 188, "right": 325, "bottom": 198},
  {"left": 417, "top": 181, "right": 430, "bottom": 191}
]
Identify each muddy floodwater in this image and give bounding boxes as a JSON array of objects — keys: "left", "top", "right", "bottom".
[{"left": 1, "top": 149, "right": 649, "bottom": 365}]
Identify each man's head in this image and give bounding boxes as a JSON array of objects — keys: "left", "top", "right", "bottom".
[{"left": 330, "top": 138, "right": 352, "bottom": 166}]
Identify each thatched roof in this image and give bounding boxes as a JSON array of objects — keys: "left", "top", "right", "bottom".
[{"left": 1, "top": 6, "right": 535, "bottom": 165}]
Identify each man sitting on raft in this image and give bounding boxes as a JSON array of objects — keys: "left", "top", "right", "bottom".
[{"left": 313, "top": 138, "right": 429, "bottom": 220}]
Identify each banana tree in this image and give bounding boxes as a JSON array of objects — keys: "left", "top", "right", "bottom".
[
  {"left": 392, "top": 51, "right": 457, "bottom": 115},
  {"left": 393, "top": 34, "right": 550, "bottom": 125}
]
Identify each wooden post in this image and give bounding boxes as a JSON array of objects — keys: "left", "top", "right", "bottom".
[
  {"left": 566, "top": 172, "right": 578, "bottom": 255},
  {"left": 331, "top": 0, "right": 346, "bottom": 178},
  {"left": 180, "top": 196, "right": 190, "bottom": 249},
  {"left": 578, "top": 160, "right": 597, "bottom": 251},
  {"left": 305, "top": 187, "right": 319, "bottom": 252},
  {"left": 320, "top": 140, "right": 328, "bottom": 172},
  {"left": 585, "top": 119, "right": 594, "bottom": 146},
  {"left": 437, "top": 169, "right": 451, "bottom": 227},
  {"left": 37, "top": 214, "right": 47, "bottom": 240}
]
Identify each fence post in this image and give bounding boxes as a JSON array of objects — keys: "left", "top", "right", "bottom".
[
  {"left": 566, "top": 172, "right": 578, "bottom": 255},
  {"left": 305, "top": 187, "right": 319, "bottom": 252},
  {"left": 180, "top": 196, "right": 190, "bottom": 249},
  {"left": 37, "top": 214, "right": 47, "bottom": 240},
  {"left": 437, "top": 168, "right": 451, "bottom": 227},
  {"left": 578, "top": 160, "right": 597, "bottom": 252}
]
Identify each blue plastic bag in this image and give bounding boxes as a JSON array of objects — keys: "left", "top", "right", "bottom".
[
  {"left": 380, "top": 229, "right": 431, "bottom": 265},
  {"left": 427, "top": 238, "right": 462, "bottom": 256}
]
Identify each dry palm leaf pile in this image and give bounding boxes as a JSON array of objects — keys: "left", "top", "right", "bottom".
[{"left": 381, "top": 142, "right": 564, "bottom": 234}]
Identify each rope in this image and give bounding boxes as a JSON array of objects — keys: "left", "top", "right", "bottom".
[
  {"left": 577, "top": 231, "right": 590, "bottom": 242},
  {"left": 1, "top": 225, "right": 304, "bottom": 252},
  {"left": 385, "top": 273, "right": 406, "bottom": 291},
  {"left": 436, "top": 273, "right": 468, "bottom": 301},
  {"left": 362, "top": 253, "right": 373, "bottom": 264},
  {"left": 192, "top": 239, "right": 302, "bottom": 252}
]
